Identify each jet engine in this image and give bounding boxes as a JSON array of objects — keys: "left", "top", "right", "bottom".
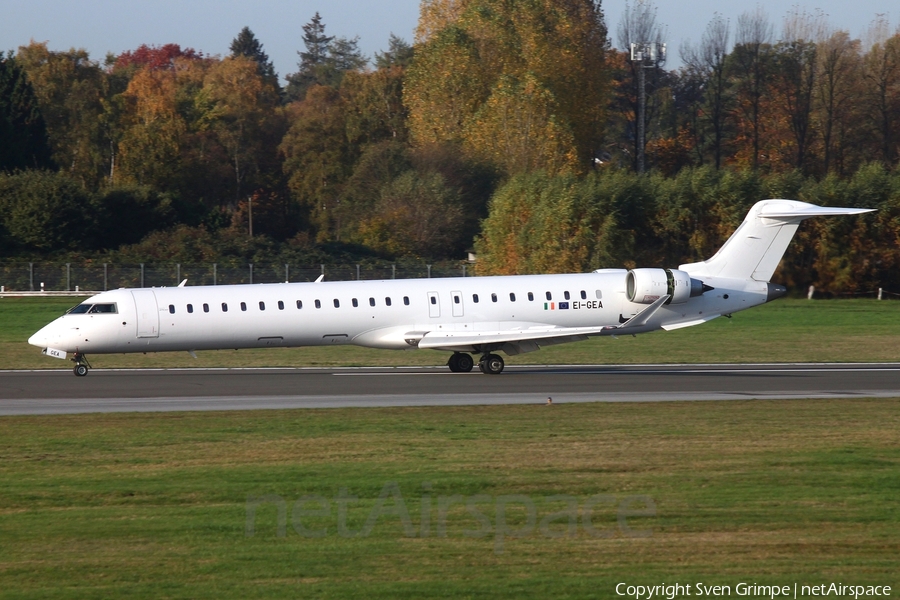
[{"left": 626, "top": 268, "right": 709, "bottom": 304}]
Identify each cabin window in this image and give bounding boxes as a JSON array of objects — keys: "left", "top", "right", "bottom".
[
  {"left": 430, "top": 296, "right": 437, "bottom": 305},
  {"left": 352, "top": 298, "right": 359, "bottom": 307},
  {"left": 509, "top": 293, "right": 516, "bottom": 302},
  {"left": 203, "top": 303, "right": 209, "bottom": 313},
  {"left": 528, "top": 292, "right": 534, "bottom": 301},
  {"left": 169, "top": 304, "right": 175, "bottom": 314},
  {"left": 453, "top": 295, "right": 460, "bottom": 304},
  {"left": 296, "top": 300, "right": 303, "bottom": 309},
  {"left": 385, "top": 297, "right": 392, "bottom": 306},
  {"left": 278, "top": 301, "right": 284, "bottom": 310},
  {"left": 564, "top": 291, "right": 570, "bottom": 300},
  {"left": 315, "top": 299, "right": 321, "bottom": 309},
  {"left": 222, "top": 303, "right": 228, "bottom": 312},
  {"left": 546, "top": 291, "right": 552, "bottom": 300},
  {"left": 581, "top": 290, "right": 587, "bottom": 300},
  {"left": 595, "top": 290, "right": 602, "bottom": 299},
  {"left": 369, "top": 297, "right": 376, "bottom": 307},
  {"left": 259, "top": 301, "right": 266, "bottom": 311},
  {"left": 491, "top": 293, "right": 498, "bottom": 302},
  {"left": 473, "top": 294, "right": 479, "bottom": 303},
  {"left": 403, "top": 296, "right": 410, "bottom": 306},
  {"left": 241, "top": 302, "right": 247, "bottom": 311},
  {"left": 187, "top": 304, "right": 193, "bottom": 314},
  {"left": 334, "top": 299, "right": 340, "bottom": 308},
  {"left": 68, "top": 304, "right": 92, "bottom": 314}
]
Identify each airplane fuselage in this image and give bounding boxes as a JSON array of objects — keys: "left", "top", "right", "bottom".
[{"left": 28, "top": 270, "right": 767, "bottom": 358}]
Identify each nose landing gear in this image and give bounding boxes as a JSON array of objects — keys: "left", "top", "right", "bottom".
[{"left": 71, "top": 353, "right": 91, "bottom": 377}]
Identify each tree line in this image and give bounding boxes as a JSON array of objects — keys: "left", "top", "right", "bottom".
[{"left": 1, "top": 0, "right": 899, "bottom": 293}]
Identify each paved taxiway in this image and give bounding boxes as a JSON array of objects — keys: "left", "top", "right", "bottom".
[{"left": 1, "top": 364, "right": 898, "bottom": 415}]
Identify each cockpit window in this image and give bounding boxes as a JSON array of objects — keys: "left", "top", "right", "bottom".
[
  {"left": 67, "top": 303, "right": 117, "bottom": 314},
  {"left": 89, "top": 303, "right": 117, "bottom": 314}
]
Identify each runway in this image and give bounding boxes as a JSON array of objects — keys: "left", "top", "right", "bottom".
[{"left": 1, "top": 363, "right": 898, "bottom": 415}]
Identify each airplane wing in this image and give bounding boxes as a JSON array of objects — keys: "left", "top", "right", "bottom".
[{"left": 416, "top": 296, "right": 671, "bottom": 351}]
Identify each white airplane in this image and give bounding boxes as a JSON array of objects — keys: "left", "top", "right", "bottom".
[{"left": 29, "top": 199, "right": 872, "bottom": 376}]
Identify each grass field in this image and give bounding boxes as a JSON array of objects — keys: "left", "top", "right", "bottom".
[
  {"left": 2, "top": 297, "right": 898, "bottom": 597},
  {"left": 2, "top": 296, "right": 900, "bottom": 369},
  {"left": 0, "top": 399, "right": 897, "bottom": 598}
]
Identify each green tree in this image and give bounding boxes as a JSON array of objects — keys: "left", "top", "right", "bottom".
[
  {"left": 0, "top": 170, "right": 93, "bottom": 250},
  {"left": 374, "top": 34, "right": 414, "bottom": 69},
  {"left": 229, "top": 26, "right": 280, "bottom": 90},
  {"left": 284, "top": 14, "right": 366, "bottom": 102},
  {"left": 0, "top": 54, "right": 54, "bottom": 171}
]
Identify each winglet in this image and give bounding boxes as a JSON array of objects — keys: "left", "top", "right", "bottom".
[
  {"left": 315, "top": 274, "right": 325, "bottom": 283},
  {"left": 178, "top": 279, "right": 187, "bottom": 287}
]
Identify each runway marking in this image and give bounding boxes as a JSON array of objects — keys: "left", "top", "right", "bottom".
[{"left": 332, "top": 366, "right": 900, "bottom": 376}]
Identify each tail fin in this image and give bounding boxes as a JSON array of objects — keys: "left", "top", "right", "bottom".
[{"left": 679, "top": 199, "right": 873, "bottom": 282}]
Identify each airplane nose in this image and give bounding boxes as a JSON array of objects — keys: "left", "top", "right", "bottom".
[
  {"left": 28, "top": 329, "right": 48, "bottom": 348},
  {"left": 29, "top": 323, "right": 58, "bottom": 348}
]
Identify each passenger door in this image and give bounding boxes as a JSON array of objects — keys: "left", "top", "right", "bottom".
[{"left": 131, "top": 290, "right": 159, "bottom": 338}]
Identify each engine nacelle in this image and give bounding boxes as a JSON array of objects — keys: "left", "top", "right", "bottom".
[{"left": 626, "top": 268, "right": 706, "bottom": 304}]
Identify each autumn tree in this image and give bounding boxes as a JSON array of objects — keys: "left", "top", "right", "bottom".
[
  {"left": 681, "top": 14, "right": 731, "bottom": 169},
  {"left": 770, "top": 9, "right": 829, "bottom": 172},
  {"left": 280, "top": 84, "right": 353, "bottom": 239},
  {"left": 15, "top": 42, "right": 109, "bottom": 187},
  {"left": 0, "top": 53, "right": 54, "bottom": 171},
  {"left": 861, "top": 19, "right": 900, "bottom": 166},
  {"left": 729, "top": 7, "right": 774, "bottom": 170},
  {"left": 815, "top": 30, "right": 861, "bottom": 174},
  {"left": 355, "top": 171, "right": 465, "bottom": 257},
  {"left": 115, "top": 64, "right": 187, "bottom": 190},
  {"left": 201, "top": 56, "right": 282, "bottom": 204},
  {"left": 405, "top": 0, "right": 610, "bottom": 176}
]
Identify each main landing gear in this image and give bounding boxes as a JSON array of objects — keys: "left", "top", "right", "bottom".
[
  {"left": 72, "top": 352, "right": 91, "bottom": 377},
  {"left": 478, "top": 353, "right": 504, "bottom": 375},
  {"left": 447, "top": 352, "right": 475, "bottom": 373},
  {"left": 447, "top": 352, "right": 504, "bottom": 374}
]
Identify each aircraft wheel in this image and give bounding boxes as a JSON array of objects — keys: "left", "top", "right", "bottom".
[
  {"left": 455, "top": 353, "right": 474, "bottom": 372},
  {"left": 448, "top": 353, "right": 461, "bottom": 372},
  {"left": 74, "top": 364, "right": 89, "bottom": 377},
  {"left": 480, "top": 353, "right": 504, "bottom": 375}
]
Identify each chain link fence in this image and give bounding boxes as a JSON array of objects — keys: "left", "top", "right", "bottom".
[{"left": 0, "top": 262, "right": 475, "bottom": 292}]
